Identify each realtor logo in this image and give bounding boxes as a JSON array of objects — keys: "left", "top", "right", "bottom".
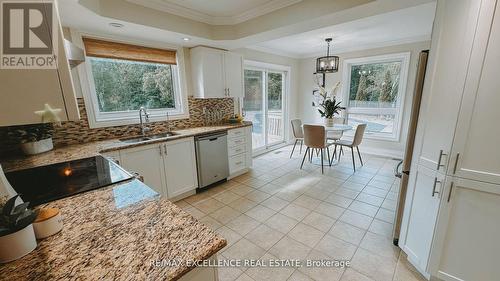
[{"left": 0, "top": 0, "right": 58, "bottom": 69}]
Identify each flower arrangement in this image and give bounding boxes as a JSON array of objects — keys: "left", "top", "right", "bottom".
[{"left": 313, "top": 79, "right": 345, "bottom": 123}]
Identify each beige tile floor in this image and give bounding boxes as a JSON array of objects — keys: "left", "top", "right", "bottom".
[{"left": 175, "top": 145, "right": 427, "bottom": 281}]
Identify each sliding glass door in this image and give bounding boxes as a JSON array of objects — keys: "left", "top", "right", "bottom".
[{"left": 243, "top": 67, "right": 286, "bottom": 152}]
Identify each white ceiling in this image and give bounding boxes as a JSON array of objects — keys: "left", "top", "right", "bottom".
[
  {"left": 125, "top": 0, "right": 303, "bottom": 25},
  {"left": 250, "top": 2, "right": 436, "bottom": 58},
  {"left": 60, "top": 0, "right": 436, "bottom": 58}
]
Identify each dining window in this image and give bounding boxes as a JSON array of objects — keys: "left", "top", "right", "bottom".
[
  {"left": 80, "top": 37, "right": 187, "bottom": 128},
  {"left": 342, "top": 53, "right": 410, "bottom": 140}
]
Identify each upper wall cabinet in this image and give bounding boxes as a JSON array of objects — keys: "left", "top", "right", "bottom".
[
  {"left": 415, "top": 0, "right": 482, "bottom": 172},
  {"left": 449, "top": 0, "right": 500, "bottom": 185},
  {"left": 190, "top": 47, "right": 243, "bottom": 98},
  {"left": 0, "top": 1, "right": 79, "bottom": 126}
]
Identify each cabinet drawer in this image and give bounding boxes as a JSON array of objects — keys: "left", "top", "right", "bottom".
[
  {"left": 229, "top": 154, "right": 246, "bottom": 173},
  {"left": 228, "top": 128, "right": 245, "bottom": 138},
  {"left": 229, "top": 144, "right": 246, "bottom": 157},
  {"left": 228, "top": 136, "right": 245, "bottom": 147}
]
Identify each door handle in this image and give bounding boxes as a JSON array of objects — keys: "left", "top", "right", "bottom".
[
  {"left": 436, "top": 150, "right": 447, "bottom": 170},
  {"left": 453, "top": 153, "right": 460, "bottom": 174},
  {"left": 447, "top": 182, "right": 454, "bottom": 202},
  {"left": 394, "top": 160, "right": 403, "bottom": 178},
  {"left": 432, "top": 177, "right": 441, "bottom": 197}
]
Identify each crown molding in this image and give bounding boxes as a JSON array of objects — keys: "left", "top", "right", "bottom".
[{"left": 125, "top": 0, "right": 302, "bottom": 25}]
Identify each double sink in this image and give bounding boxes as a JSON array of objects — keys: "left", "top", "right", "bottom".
[{"left": 119, "top": 132, "right": 178, "bottom": 144}]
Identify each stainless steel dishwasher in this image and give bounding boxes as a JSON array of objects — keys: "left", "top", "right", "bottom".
[{"left": 195, "top": 132, "right": 229, "bottom": 190}]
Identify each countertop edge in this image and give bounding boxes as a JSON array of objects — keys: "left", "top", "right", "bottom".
[{"left": 1, "top": 122, "right": 252, "bottom": 173}]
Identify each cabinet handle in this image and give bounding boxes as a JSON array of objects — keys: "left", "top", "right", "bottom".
[
  {"left": 447, "top": 182, "right": 454, "bottom": 202},
  {"left": 164, "top": 144, "right": 167, "bottom": 156},
  {"left": 432, "top": 177, "right": 441, "bottom": 197},
  {"left": 436, "top": 150, "right": 447, "bottom": 170},
  {"left": 159, "top": 145, "right": 163, "bottom": 156},
  {"left": 453, "top": 153, "right": 460, "bottom": 174},
  {"left": 235, "top": 161, "right": 243, "bottom": 165},
  {"left": 228, "top": 88, "right": 230, "bottom": 96}
]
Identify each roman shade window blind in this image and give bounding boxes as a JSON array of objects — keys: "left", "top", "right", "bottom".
[{"left": 82, "top": 38, "right": 177, "bottom": 65}]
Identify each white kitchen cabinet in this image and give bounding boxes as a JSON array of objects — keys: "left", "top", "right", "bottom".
[
  {"left": 163, "top": 138, "right": 198, "bottom": 198},
  {"left": 190, "top": 46, "right": 243, "bottom": 98},
  {"left": 448, "top": 0, "right": 500, "bottom": 185},
  {"left": 119, "top": 143, "right": 166, "bottom": 195},
  {"left": 0, "top": 2, "right": 79, "bottom": 126},
  {"left": 415, "top": 0, "right": 481, "bottom": 172},
  {"left": 399, "top": 165, "right": 443, "bottom": 278},
  {"left": 227, "top": 126, "right": 252, "bottom": 178},
  {"left": 117, "top": 137, "right": 198, "bottom": 199},
  {"left": 429, "top": 177, "right": 500, "bottom": 281},
  {"left": 400, "top": 0, "right": 500, "bottom": 279},
  {"left": 223, "top": 52, "right": 244, "bottom": 98}
]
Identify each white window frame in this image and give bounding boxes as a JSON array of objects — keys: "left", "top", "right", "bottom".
[
  {"left": 70, "top": 30, "right": 189, "bottom": 128},
  {"left": 341, "top": 52, "right": 410, "bottom": 141}
]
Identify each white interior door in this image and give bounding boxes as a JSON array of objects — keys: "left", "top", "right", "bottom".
[
  {"left": 243, "top": 66, "right": 287, "bottom": 152},
  {"left": 429, "top": 177, "right": 500, "bottom": 281}
]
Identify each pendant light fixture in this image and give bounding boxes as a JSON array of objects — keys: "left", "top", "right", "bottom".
[{"left": 316, "top": 38, "right": 339, "bottom": 73}]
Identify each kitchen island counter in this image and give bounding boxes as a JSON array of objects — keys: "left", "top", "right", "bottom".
[{"left": 0, "top": 179, "right": 226, "bottom": 280}]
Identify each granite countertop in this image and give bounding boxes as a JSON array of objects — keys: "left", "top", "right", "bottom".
[
  {"left": 1, "top": 122, "right": 252, "bottom": 173},
  {"left": 0, "top": 179, "right": 227, "bottom": 280}
]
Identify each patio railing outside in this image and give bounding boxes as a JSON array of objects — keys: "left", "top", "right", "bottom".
[{"left": 245, "top": 110, "right": 284, "bottom": 148}]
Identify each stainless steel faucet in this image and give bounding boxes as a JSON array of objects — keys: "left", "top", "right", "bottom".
[{"left": 139, "top": 107, "right": 150, "bottom": 136}]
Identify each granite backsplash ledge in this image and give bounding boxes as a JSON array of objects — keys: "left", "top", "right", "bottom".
[{"left": 0, "top": 97, "right": 234, "bottom": 154}]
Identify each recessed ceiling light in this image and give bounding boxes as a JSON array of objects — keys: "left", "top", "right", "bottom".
[
  {"left": 182, "top": 37, "right": 191, "bottom": 41},
  {"left": 109, "top": 22, "right": 124, "bottom": 28}
]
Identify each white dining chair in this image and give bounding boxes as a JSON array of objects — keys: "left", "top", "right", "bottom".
[
  {"left": 332, "top": 124, "right": 367, "bottom": 171},
  {"left": 301, "top": 125, "right": 334, "bottom": 174},
  {"left": 290, "top": 119, "right": 305, "bottom": 158}
]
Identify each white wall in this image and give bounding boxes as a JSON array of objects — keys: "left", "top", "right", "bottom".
[{"left": 297, "top": 41, "right": 431, "bottom": 158}]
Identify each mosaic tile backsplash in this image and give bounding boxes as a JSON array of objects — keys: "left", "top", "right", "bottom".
[{"left": 0, "top": 97, "right": 234, "bottom": 154}]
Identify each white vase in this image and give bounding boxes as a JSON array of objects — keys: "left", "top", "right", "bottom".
[
  {"left": 0, "top": 224, "right": 37, "bottom": 263},
  {"left": 20, "top": 138, "right": 53, "bottom": 155},
  {"left": 324, "top": 118, "right": 334, "bottom": 127}
]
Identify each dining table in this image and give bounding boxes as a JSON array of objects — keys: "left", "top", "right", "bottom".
[{"left": 303, "top": 123, "right": 353, "bottom": 166}]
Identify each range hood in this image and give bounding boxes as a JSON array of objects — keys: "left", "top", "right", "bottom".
[{"left": 63, "top": 39, "right": 85, "bottom": 68}]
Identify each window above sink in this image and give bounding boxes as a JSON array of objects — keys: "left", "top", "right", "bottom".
[{"left": 72, "top": 31, "right": 190, "bottom": 128}]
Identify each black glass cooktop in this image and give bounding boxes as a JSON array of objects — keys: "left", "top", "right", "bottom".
[{"left": 5, "top": 156, "right": 133, "bottom": 207}]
